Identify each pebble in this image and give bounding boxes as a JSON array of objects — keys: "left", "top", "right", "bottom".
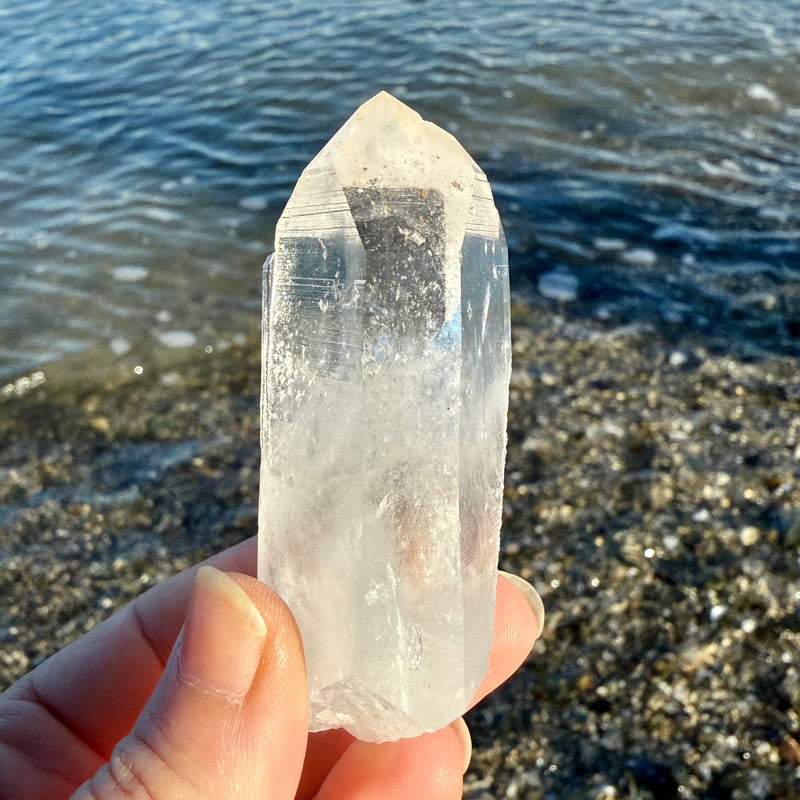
[
  {"left": 109, "top": 337, "right": 131, "bottom": 356},
  {"left": 159, "top": 371, "right": 181, "bottom": 386},
  {"left": 112, "top": 265, "right": 149, "bottom": 282},
  {"left": 89, "top": 415, "right": 110, "bottom": 433},
  {"left": 669, "top": 350, "right": 688, "bottom": 367},
  {"left": 740, "top": 525, "right": 760, "bottom": 546},
  {"left": 710, "top": 605, "right": 728, "bottom": 622},
  {"left": 537, "top": 271, "right": 579, "bottom": 302},
  {"left": 157, "top": 330, "right": 197, "bottom": 349}
]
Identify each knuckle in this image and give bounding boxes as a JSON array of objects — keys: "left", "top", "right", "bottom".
[
  {"left": 82, "top": 731, "right": 175, "bottom": 800},
  {"left": 108, "top": 734, "right": 161, "bottom": 799}
]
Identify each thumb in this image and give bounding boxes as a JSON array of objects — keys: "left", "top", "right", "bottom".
[{"left": 73, "top": 566, "right": 308, "bottom": 800}]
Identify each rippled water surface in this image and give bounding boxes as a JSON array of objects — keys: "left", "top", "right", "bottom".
[{"left": 2, "top": 0, "right": 799, "bottom": 378}]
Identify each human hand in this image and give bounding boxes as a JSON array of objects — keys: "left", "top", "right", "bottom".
[{"left": 0, "top": 536, "right": 543, "bottom": 799}]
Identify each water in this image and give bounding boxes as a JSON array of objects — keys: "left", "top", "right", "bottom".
[{"left": 2, "top": 0, "right": 799, "bottom": 381}]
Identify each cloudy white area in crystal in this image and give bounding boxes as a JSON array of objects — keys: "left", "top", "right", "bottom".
[{"left": 258, "top": 92, "right": 511, "bottom": 742}]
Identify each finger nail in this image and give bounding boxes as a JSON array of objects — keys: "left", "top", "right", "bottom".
[
  {"left": 499, "top": 570, "right": 545, "bottom": 639},
  {"left": 449, "top": 717, "right": 472, "bottom": 773},
  {"left": 176, "top": 566, "right": 267, "bottom": 700}
]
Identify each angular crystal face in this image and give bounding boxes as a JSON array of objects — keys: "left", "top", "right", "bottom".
[{"left": 259, "top": 92, "right": 511, "bottom": 742}]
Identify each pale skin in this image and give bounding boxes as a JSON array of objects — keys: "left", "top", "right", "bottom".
[{"left": 0, "top": 536, "right": 542, "bottom": 800}]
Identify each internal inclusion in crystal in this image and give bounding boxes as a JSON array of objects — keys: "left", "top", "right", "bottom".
[{"left": 259, "top": 92, "right": 510, "bottom": 742}]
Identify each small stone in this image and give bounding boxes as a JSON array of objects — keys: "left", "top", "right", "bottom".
[
  {"left": 778, "top": 734, "right": 800, "bottom": 765},
  {"left": 709, "top": 605, "right": 727, "bottom": 622},
  {"left": 537, "top": 270, "right": 578, "bottom": 301},
  {"left": 109, "top": 338, "right": 131, "bottom": 355},
  {"left": 112, "top": 265, "right": 148, "bottom": 282},
  {"left": 740, "top": 525, "right": 759, "bottom": 546},
  {"left": 159, "top": 371, "right": 181, "bottom": 386},
  {"left": 89, "top": 415, "right": 111, "bottom": 433},
  {"left": 668, "top": 351, "right": 688, "bottom": 367},
  {"left": 157, "top": 330, "right": 197, "bottom": 349}
]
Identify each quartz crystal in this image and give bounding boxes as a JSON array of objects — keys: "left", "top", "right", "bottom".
[{"left": 258, "top": 92, "right": 510, "bottom": 742}]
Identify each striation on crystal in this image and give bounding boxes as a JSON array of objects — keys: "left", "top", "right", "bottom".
[{"left": 258, "top": 91, "right": 511, "bottom": 742}]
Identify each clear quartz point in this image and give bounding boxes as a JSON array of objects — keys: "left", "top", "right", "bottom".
[{"left": 258, "top": 91, "right": 511, "bottom": 742}]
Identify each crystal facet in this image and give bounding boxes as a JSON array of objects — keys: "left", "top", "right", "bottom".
[{"left": 258, "top": 92, "right": 511, "bottom": 742}]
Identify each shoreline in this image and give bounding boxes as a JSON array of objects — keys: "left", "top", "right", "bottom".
[{"left": 1, "top": 298, "right": 798, "bottom": 797}]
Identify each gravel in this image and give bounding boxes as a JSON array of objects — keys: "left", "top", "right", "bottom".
[{"left": 1, "top": 296, "right": 798, "bottom": 798}]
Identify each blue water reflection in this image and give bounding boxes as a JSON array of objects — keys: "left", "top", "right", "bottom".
[{"left": 1, "top": 0, "right": 799, "bottom": 376}]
